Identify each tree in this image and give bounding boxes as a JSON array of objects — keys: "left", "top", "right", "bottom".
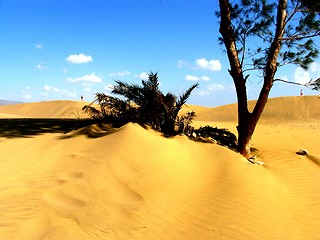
[
  {"left": 299, "top": 0, "right": 320, "bottom": 12},
  {"left": 217, "top": 0, "right": 320, "bottom": 158},
  {"left": 83, "top": 72, "right": 199, "bottom": 136}
]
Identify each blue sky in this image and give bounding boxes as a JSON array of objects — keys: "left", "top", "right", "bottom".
[{"left": 1, "top": 0, "right": 319, "bottom": 107}]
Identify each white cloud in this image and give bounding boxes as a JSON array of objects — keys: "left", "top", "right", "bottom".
[
  {"left": 84, "top": 87, "right": 91, "bottom": 92},
  {"left": 197, "top": 83, "right": 225, "bottom": 96},
  {"left": 293, "top": 62, "right": 320, "bottom": 85},
  {"left": 66, "top": 73, "right": 102, "bottom": 83},
  {"left": 177, "top": 60, "right": 190, "bottom": 69},
  {"left": 22, "top": 86, "right": 31, "bottom": 99},
  {"left": 185, "top": 75, "right": 200, "bottom": 81},
  {"left": 177, "top": 60, "right": 184, "bottom": 68},
  {"left": 201, "top": 76, "right": 210, "bottom": 81},
  {"left": 197, "top": 90, "right": 210, "bottom": 96},
  {"left": 310, "top": 62, "right": 320, "bottom": 73},
  {"left": 109, "top": 71, "right": 131, "bottom": 77},
  {"left": 35, "top": 42, "right": 43, "bottom": 49},
  {"left": 82, "top": 82, "right": 93, "bottom": 87},
  {"left": 44, "top": 84, "right": 60, "bottom": 92},
  {"left": 23, "top": 94, "right": 32, "bottom": 99},
  {"left": 185, "top": 75, "right": 210, "bottom": 81},
  {"left": 61, "top": 89, "right": 77, "bottom": 97},
  {"left": 66, "top": 53, "right": 93, "bottom": 64},
  {"left": 36, "top": 64, "right": 48, "bottom": 70},
  {"left": 208, "top": 83, "right": 225, "bottom": 91},
  {"left": 41, "top": 91, "right": 48, "bottom": 97},
  {"left": 195, "top": 58, "right": 221, "bottom": 71},
  {"left": 279, "top": 75, "right": 289, "bottom": 81},
  {"left": 294, "top": 67, "right": 310, "bottom": 84},
  {"left": 43, "top": 84, "right": 76, "bottom": 97},
  {"left": 139, "top": 72, "right": 149, "bottom": 80}
]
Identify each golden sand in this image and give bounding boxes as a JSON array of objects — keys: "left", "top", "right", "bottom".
[{"left": 0, "top": 96, "right": 319, "bottom": 239}]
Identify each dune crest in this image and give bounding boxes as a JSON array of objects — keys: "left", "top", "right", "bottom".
[
  {"left": 0, "top": 100, "right": 89, "bottom": 118},
  {"left": 185, "top": 95, "right": 320, "bottom": 123}
]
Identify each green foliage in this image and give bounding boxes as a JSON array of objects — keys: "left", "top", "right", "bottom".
[
  {"left": 299, "top": 0, "right": 320, "bottom": 13},
  {"left": 176, "top": 111, "right": 196, "bottom": 135},
  {"left": 309, "top": 77, "right": 320, "bottom": 90},
  {"left": 82, "top": 94, "right": 139, "bottom": 127},
  {"left": 83, "top": 72, "right": 199, "bottom": 136},
  {"left": 217, "top": 0, "right": 319, "bottom": 157},
  {"left": 216, "top": 0, "right": 320, "bottom": 72},
  {"left": 186, "top": 125, "right": 237, "bottom": 150}
]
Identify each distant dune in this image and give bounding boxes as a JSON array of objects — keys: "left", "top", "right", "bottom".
[
  {"left": 0, "top": 100, "right": 90, "bottom": 118},
  {"left": 0, "top": 96, "right": 319, "bottom": 240},
  {"left": 0, "top": 99, "right": 22, "bottom": 106},
  {"left": 185, "top": 95, "right": 320, "bottom": 123},
  {"left": 1, "top": 95, "right": 319, "bottom": 122}
]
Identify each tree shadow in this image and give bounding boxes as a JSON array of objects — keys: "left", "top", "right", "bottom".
[{"left": 0, "top": 118, "right": 94, "bottom": 138}]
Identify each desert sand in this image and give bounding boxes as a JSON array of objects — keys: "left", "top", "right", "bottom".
[{"left": 0, "top": 96, "right": 319, "bottom": 240}]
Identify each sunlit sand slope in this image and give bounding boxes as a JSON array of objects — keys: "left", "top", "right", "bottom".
[
  {"left": 0, "top": 100, "right": 89, "bottom": 118},
  {"left": 1, "top": 120, "right": 319, "bottom": 240},
  {"left": 0, "top": 96, "right": 320, "bottom": 239},
  {"left": 189, "top": 95, "right": 320, "bottom": 123}
]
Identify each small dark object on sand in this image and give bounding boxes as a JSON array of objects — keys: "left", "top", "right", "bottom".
[{"left": 296, "top": 149, "right": 308, "bottom": 155}]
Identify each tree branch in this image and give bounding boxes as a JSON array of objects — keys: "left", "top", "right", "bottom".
[
  {"left": 273, "top": 77, "right": 320, "bottom": 90},
  {"left": 284, "top": 1, "right": 300, "bottom": 26},
  {"left": 219, "top": 0, "right": 249, "bottom": 118},
  {"left": 252, "top": 0, "right": 287, "bottom": 120},
  {"left": 273, "top": 78, "right": 307, "bottom": 86},
  {"left": 280, "top": 30, "right": 320, "bottom": 41}
]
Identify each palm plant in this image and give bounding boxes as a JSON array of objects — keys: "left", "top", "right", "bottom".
[
  {"left": 83, "top": 72, "right": 199, "bottom": 136},
  {"left": 176, "top": 111, "right": 196, "bottom": 135},
  {"left": 83, "top": 93, "right": 139, "bottom": 127}
]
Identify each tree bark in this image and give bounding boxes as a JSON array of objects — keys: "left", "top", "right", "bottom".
[
  {"left": 219, "top": 0, "right": 251, "bottom": 157},
  {"left": 237, "top": 116, "right": 255, "bottom": 157},
  {"left": 219, "top": 0, "right": 288, "bottom": 158}
]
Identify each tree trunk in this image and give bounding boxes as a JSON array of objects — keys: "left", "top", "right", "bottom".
[
  {"left": 236, "top": 108, "right": 264, "bottom": 158},
  {"left": 219, "top": 0, "right": 254, "bottom": 157},
  {"left": 237, "top": 118, "right": 254, "bottom": 158},
  {"left": 237, "top": 0, "right": 287, "bottom": 157},
  {"left": 219, "top": 0, "right": 287, "bottom": 158}
]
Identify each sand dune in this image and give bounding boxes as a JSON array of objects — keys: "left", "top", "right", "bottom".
[
  {"left": 0, "top": 100, "right": 90, "bottom": 118},
  {"left": 1, "top": 95, "right": 318, "bottom": 121},
  {"left": 0, "top": 96, "right": 320, "bottom": 239},
  {"left": 185, "top": 95, "right": 320, "bottom": 123}
]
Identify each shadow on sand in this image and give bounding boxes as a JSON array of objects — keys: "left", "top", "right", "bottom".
[{"left": 0, "top": 118, "right": 95, "bottom": 138}]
